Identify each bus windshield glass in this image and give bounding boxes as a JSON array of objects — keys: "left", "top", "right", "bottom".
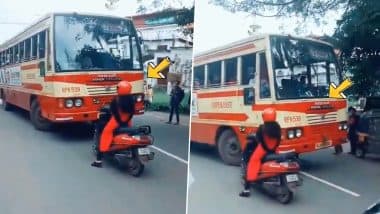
[
  {"left": 54, "top": 15, "right": 142, "bottom": 72},
  {"left": 270, "top": 36, "right": 340, "bottom": 99}
]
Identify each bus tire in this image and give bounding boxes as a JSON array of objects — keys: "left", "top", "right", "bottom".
[
  {"left": 30, "top": 100, "right": 53, "bottom": 131},
  {"left": 217, "top": 129, "right": 242, "bottom": 166},
  {"left": 0, "top": 91, "right": 13, "bottom": 111}
]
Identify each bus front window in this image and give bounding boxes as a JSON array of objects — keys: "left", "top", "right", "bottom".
[
  {"left": 271, "top": 36, "right": 340, "bottom": 99},
  {"left": 54, "top": 15, "right": 142, "bottom": 72}
]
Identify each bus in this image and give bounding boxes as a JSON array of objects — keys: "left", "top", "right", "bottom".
[
  {"left": 0, "top": 13, "right": 145, "bottom": 130},
  {"left": 191, "top": 34, "right": 348, "bottom": 165}
]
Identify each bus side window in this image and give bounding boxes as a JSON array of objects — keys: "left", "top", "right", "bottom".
[
  {"left": 25, "top": 38, "right": 31, "bottom": 61},
  {"left": 224, "top": 58, "right": 237, "bottom": 86},
  {"left": 20, "top": 41, "right": 25, "bottom": 62},
  {"left": 241, "top": 53, "right": 256, "bottom": 85},
  {"left": 193, "top": 65, "right": 205, "bottom": 89},
  {"left": 32, "top": 35, "right": 38, "bottom": 60},
  {"left": 207, "top": 61, "right": 221, "bottom": 88},
  {"left": 259, "top": 52, "right": 271, "bottom": 99},
  {"left": 38, "top": 31, "right": 46, "bottom": 59}
]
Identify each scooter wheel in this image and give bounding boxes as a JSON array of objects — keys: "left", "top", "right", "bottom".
[
  {"left": 128, "top": 159, "right": 145, "bottom": 177},
  {"left": 276, "top": 190, "right": 293, "bottom": 204}
]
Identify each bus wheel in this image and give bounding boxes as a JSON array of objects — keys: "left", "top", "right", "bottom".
[
  {"left": 30, "top": 100, "right": 53, "bottom": 131},
  {"left": 217, "top": 129, "right": 242, "bottom": 166},
  {"left": 0, "top": 92, "right": 13, "bottom": 111}
]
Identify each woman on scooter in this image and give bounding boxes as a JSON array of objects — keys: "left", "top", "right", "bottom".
[
  {"left": 240, "top": 107, "right": 282, "bottom": 197},
  {"left": 91, "top": 81, "right": 136, "bottom": 168}
]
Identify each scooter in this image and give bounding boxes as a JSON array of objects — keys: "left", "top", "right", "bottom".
[
  {"left": 93, "top": 106, "right": 155, "bottom": 177},
  {"left": 241, "top": 137, "right": 302, "bottom": 204}
]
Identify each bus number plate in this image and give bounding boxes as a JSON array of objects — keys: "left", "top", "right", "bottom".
[{"left": 315, "top": 140, "right": 332, "bottom": 149}]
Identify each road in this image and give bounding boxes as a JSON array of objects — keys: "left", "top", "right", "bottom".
[
  {"left": 188, "top": 143, "right": 380, "bottom": 214},
  {"left": 0, "top": 109, "right": 189, "bottom": 214}
]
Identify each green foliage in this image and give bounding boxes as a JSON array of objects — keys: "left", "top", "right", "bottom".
[
  {"left": 146, "top": 88, "right": 190, "bottom": 114},
  {"left": 333, "top": 1, "right": 380, "bottom": 96},
  {"left": 211, "top": 0, "right": 349, "bottom": 19}
]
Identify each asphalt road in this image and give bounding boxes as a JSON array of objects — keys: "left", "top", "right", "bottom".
[
  {"left": 188, "top": 143, "right": 380, "bottom": 214},
  {"left": 0, "top": 108, "right": 189, "bottom": 214}
]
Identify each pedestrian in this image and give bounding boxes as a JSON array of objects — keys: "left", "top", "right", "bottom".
[
  {"left": 145, "top": 84, "right": 153, "bottom": 109},
  {"left": 357, "top": 104, "right": 371, "bottom": 153},
  {"left": 347, "top": 106, "right": 360, "bottom": 154},
  {"left": 166, "top": 81, "right": 184, "bottom": 125}
]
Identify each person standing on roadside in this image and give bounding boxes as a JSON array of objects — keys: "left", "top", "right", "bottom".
[
  {"left": 166, "top": 81, "right": 184, "bottom": 125},
  {"left": 347, "top": 107, "right": 360, "bottom": 154}
]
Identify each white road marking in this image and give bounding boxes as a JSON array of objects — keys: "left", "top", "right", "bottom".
[
  {"left": 300, "top": 171, "right": 360, "bottom": 197},
  {"left": 188, "top": 170, "right": 194, "bottom": 187},
  {"left": 151, "top": 145, "right": 188, "bottom": 164}
]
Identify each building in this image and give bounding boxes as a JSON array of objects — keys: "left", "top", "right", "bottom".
[{"left": 130, "top": 9, "right": 193, "bottom": 93}]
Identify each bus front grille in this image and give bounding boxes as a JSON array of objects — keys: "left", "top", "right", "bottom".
[
  {"left": 307, "top": 112, "right": 337, "bottom": 125},
  {"left": 87, "top": 86, "right": 117, "bottom": 96}
]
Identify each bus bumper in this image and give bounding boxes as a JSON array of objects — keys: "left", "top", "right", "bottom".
[
  {"left": 46, "top": 111, "right": 99, "bottom": 122},
  {"left": 278, "top": 137, "right": 348, "bottom": 154}
]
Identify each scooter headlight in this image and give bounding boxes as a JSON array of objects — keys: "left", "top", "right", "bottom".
[
  {"left": 287, "top": 130, "right": 295, "bottom": 139},
  {"left": 65, "top": 99, "right": 74, "bottom": 108}
]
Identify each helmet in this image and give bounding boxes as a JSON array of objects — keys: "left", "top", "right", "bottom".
[
  {"left": 117, "top": 81, "right": 132, "bottom": 95},
  {"left": 262, "top": 107, "right": 276, "bottom": 122}
]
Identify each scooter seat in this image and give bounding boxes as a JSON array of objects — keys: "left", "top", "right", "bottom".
[
  {"left": 114, "top": 125, "right": 152, "bottom": 136},
  {"left": 114, "top": 127, "right": 141, "bottom": 136},
  {"left": 262, "top": 152, "right": 298, "bottom": 162}
]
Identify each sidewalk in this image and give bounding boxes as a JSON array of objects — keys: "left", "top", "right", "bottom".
[{"left": 144, "top": 111, "right": 190, "bottom": 126}]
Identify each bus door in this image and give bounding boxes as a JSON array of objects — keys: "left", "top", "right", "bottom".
[
  {"left": 241, "top": 53, "right": 256, "bottom": 106},
  {"left": 257, "top": 52, "right": 271, "bottom": 102}
]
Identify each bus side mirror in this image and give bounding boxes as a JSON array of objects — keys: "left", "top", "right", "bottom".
[
  {"left": 138, "top": 37, "right": 143, "bottom": 45},
  {"left": 244, "top": 87, "right": 255, "bottom": 105},
  {"left": 39, "top": 61, "right": 46, "bottom": 77}
]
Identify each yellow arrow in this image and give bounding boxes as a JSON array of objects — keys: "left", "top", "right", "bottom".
[
  {"left": 147, "top": 57, "right": 171, "bottom": 79},
  {"left": 329, "top": 79, "right": 353, "bottom": 99}
]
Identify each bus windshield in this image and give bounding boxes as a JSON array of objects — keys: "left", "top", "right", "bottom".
[
  {"left": 54, "top": 15, "right": 142, "bottom": 72},
  {"left": 270, "top": 36, "right": 340, "bottom": 99}
]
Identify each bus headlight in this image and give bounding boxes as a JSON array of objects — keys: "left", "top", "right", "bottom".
[
  {"left": 287, "top": 130, "right": 295, "bottom": 139},
  {"left": 65, "top": 99, "right": 74, "bottom": 108},
  {"left": 295, "top": 129, "right": 302, "bottom": 138},
  {"left": 74, "top": 98, "right": 83, "bottom": 107},
  {"left": 343, "top": 123, "right": 348, "bottom": 130},
  {"left": 136, "top": 95, "right": 143, "bottom": 102},
  {"left": 339, "top": 123, "right": 348, "bottom": 130}
]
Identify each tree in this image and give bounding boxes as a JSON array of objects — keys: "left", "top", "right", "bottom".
[
  {"left": 211, "top": 0, "right": 349, "bottom": 20},
  {"left": 333, "top": 1, "right": 380, "bottom": 96},
  {"left": 105, "top": 0, "right": 120, "bottom": 10},
  {"left": 248, "top": 24, "right": 262, "bottom": 35}
]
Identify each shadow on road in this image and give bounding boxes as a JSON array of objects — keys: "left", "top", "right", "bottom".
[
  {"left": 190, "top": 143, "right": 223, "bottom": 163},
  {"left": 5, "top": 105, "right": 94, "bottom": 142},
  {"left": 54, "top": 123, "right": 94, "bottom": 142}
]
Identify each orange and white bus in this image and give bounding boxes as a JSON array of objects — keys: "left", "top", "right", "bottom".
[
  {"left": 191, "top": 35, "right": 348, "bottom": 165},
  {"left": 0, "top": 13, "right": 144, "bottom": 130}
]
